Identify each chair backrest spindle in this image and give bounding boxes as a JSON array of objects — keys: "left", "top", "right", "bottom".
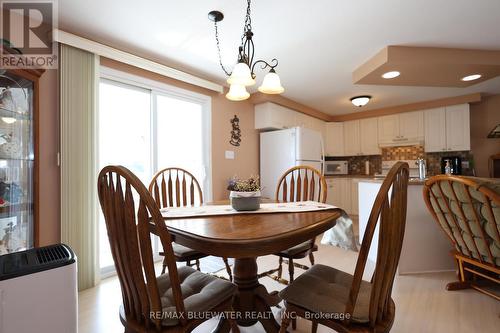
[
  {"left": 275, "top": 166, "right": 327, "bottom": 203},
  {"left": 149, "top": 167, "right": 204, "bottom": 208}
]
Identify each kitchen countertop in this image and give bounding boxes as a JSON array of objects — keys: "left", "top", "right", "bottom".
[{"left": 325, "top": 174, "right": 426, "bottom": 185}]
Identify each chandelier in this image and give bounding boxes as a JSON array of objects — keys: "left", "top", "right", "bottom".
[{"left": 209, "top": 0, "right": 284, "bottom": 101}]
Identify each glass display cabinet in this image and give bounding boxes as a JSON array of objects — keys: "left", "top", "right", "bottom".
[{"left": 0, "top": 68, "right": 41, "bottom": 254}]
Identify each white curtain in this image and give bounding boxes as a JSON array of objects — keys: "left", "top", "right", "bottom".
[{"left": 60, "top": 44, "right": 99, "bottom": 290}]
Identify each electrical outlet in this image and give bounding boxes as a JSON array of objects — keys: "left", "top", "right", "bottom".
[{"left": 225, "top": 150, "right": 235, "bottom": 159}]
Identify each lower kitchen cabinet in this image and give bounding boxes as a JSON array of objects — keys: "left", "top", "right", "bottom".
[{"left": 326, "top": 177, "right": 359, "bottom": 215}]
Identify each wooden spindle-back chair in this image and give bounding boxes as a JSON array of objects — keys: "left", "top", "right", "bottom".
[
  {"left": 149, "top": 167, "right": 232, "bottom": 280},
  {"left": 279, "top": 162, "right": 409, "bottom": 333},
  {"left": 260, "top": 166, "right": 327, "bottom": 294},
  {"left": 97, "top": 165, "right": 238, "bottom": 332},
  {"left": 423, "top": 175, "right": 500, "bottom": 300}
]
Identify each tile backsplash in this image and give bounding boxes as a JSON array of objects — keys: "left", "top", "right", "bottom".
[
  {"left": 381, "top": 145, "right": 474, "bottom": 176},
  {"left": 326, "top": 145, "right": 474, "bottom": 176},
  {"left": 326, "top": 155, "right": 382, "bottom": 175}
]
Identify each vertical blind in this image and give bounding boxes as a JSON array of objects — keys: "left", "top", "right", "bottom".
[{"left": 60, "top": 44, "right": 99, "bottom": 290}]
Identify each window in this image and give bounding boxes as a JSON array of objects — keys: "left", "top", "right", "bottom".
[{"left": 98, "top": 68, "right": 211, "bottom": 276}]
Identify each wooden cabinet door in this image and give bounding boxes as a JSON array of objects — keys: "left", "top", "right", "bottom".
[
  {"left": 325, "top": 122, "right": 344, "bottom": 156},
  {"left": 360, "top": 118, "right": 380, "bottom": 155},
  {"left": 343, "top": 120, "right": 361, "bottom": 156},
  {"left": 445, "top": 104, "right": 470, "bottom": 151},
  {"left": 424, "top": 107, "right": 447, "bottom": 152},
  {"left": 377, "top": 114, "right": 399, "bottom": 144},
  {"left": 399, "top": 111, "right": 424, "bottom": 140}
]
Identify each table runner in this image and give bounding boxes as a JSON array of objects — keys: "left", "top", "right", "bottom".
[{"left": 160, "top": 201, "right": 338, "bottom": 219}]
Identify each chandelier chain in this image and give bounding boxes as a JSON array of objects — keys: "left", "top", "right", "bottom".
[
  {"left": 241, "top": 0, "right": 252, "bottom": 46},
  {"left": 214, "top": 21, "right": 232, "bottom": 76}
]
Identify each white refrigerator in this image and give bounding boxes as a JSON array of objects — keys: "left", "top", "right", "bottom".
[{"left": 260, "top": 127, "right": 324, "bottom": 198}]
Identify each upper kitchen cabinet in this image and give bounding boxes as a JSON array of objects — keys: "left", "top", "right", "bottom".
[
  {"left": 343, "top": 120, "right": 361, "bottom": 156},
  {"left": 424, "top": 104, "right": 470, "bottom": 152},
  {"left": 399, "top": 111, "right": 424, "bottom": 141},
  {"left": 445, "top": 104, "right": 470, "bottom": 151},
  {"left": 325, "top": 122, "right": 344, "bottom": 156},
  {"left": 255, "top": 102, "right": 294, "bottom": 130},
  {"left": 360, "top": 118, "right": 380, "bottom": 155},
  {"left": 254, "top": 102, "right": 326, "bottom": 139},
  {"left": 378, "top": 111, "right": 424, "bottom": 145}
]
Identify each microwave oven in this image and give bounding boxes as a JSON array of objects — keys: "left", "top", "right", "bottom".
[{"left": 324, "top": 160, "right": 348, "bottom": 175}]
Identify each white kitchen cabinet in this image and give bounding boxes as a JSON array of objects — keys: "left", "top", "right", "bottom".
[
  {"left": 325, "top": 122, "right": 344, "bottom": 156},
  {"left": 360, "top": 118, "right": 380, "bottom": 155},
  {"left": 424, "top": 104, "right": 470, "bottom": 152},
  {"left": 343, "top": 120, "right": 361, "bottom": 156},
  {"left": 255, "top": 102, "right": 294, "bottom": 130},
  {"left": 326, "top": 178, "right": 342, "bottom": 207},
  {"left": 378, "top": 111, "right": 424, "bottom": 145},
  {"left": 351, "top": 179, "right": 359, "bottom": 215},
  {"left": 255, "top": 102, "right": 326, "bottom": 141},
  {"left": 399, "top": 111, "right": 424, "bottom": 141},
  {"left": 326, "top": 178, "right": 356, "bottom": 215},
  {"left": 446, "top": 104, "right": 470, "bottom": 151},
  {"left": 424, "top": 107, "right": 447, "bottom": 152},
  {"left": 377, "top": 114, "right": 399, "bottom": 144}
]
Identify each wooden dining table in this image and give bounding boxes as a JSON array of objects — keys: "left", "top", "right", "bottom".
[{"left": 153, "top": 202, "right": 342, "bottom": 333}]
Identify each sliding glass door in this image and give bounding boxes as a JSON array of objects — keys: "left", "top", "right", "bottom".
[{"left": 98, "top": 70, "right": 211, "bottom": 276}]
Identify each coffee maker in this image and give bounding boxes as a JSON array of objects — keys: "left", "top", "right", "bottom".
[{"left": 441, "top": 156, "right": 462, "bottom": 175}]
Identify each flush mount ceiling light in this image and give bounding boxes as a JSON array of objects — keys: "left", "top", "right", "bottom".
[
  {"left": 209, "top": 0, "right": 284, "bottom": 101},
  {"left": 461, "top": 74, "right": 482, "bottom": 81},
  {"left": 382, "top": 71, "right": 400, "bottom": 79},
  {"left": 350, "top": 95, "right": 371, "bottom": 107}
]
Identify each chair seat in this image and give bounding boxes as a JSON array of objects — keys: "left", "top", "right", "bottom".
[
  {"left": 279, "top": 264, "right": 371, "bottom": 324},
  {"left": 161, "top": 242, "right": 207, "bottom": 260},
  {"left": 156, "top": 266, "right": 237, "bottom": 326},
  {"left": 277, "top": 241, "right": 318, "bottom": 257}
]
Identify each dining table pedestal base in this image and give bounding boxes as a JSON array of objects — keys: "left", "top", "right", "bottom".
[{"left": 233, "top": 257, "right": 282, "bottom": 333}]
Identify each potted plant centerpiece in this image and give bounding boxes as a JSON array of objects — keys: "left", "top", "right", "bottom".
[{"left": 227, "top": 176, "right": 261, "bottom": 211}]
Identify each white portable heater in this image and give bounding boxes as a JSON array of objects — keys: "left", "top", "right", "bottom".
[{"left": 0, "top": 244, "right": 78, "bottom": 333}]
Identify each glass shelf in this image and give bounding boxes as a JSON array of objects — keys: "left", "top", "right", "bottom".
[{"left": 0, "top": 106, "right": 31, "bottom": 121}]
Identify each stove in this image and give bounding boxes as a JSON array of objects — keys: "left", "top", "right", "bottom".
[{"left": 381, "top": 160, "right": 420, "bottom": 178}]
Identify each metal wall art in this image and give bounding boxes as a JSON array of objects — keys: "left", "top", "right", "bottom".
[{"left": 229, "top": 115, "right": 241, "bottom": 146}]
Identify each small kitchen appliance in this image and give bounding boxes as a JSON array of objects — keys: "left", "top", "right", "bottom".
[
  {"left": 324, "top": 159, "right": 349, "bottom": 175},
  {"left": 440, "top": 156, "right": 462, "bottom": 175}
]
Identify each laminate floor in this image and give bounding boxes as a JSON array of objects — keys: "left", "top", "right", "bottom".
[{"left": 78, "top": 237, "right": 500, "bottom": 333}]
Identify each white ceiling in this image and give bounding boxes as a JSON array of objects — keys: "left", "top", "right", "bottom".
[{"left": 59, "top": 0, "right": 500, "bottom": 115}]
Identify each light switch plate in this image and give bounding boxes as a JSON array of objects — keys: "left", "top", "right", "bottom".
[{"left": 225, "top": 150, "right": 235, "bottom": 159}]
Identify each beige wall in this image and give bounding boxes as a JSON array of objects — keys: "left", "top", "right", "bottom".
[
  {"left": 100, "top": 58, "right": 259, "bottom": 200},
  {"left": 38, "top": 68, "right": 60, "bottom": 245},
  {"left": 470, "top": 94, "right": 500, "bottom": 177}
]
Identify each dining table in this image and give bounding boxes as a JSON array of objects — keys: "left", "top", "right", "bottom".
[{"left": 152, "top": 201, "right": 342, "bottom": 333}]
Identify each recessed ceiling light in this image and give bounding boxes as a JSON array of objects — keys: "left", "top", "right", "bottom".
[
  {"left": 461, "top": 74, "right": 482, "bottom": 82},
  {"left": 382, "top": 71, "right": 400, "bottom": 79},
  {"left": 350, "top": 95, "right": 371, "bottom": 107}
]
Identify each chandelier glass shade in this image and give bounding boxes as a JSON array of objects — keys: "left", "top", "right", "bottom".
[
  {"left": 210, "top": 0, "right": 284, "bottom": 101},
  {"left": 226, "top": 83, "right": 250, "bottom": 101}
]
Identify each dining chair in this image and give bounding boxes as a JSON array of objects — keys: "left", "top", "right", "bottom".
[
  {"left": 423, "top": 175, "right": 500, "bottom": 300},
  {"left": 149, "top": 167, "right": 233, "bottom": 281},
  {"left": 279, "top": 162, "right": 409, "bottom": 333},
  {"left": 259, "top": 166, "right": 327, "bottom": 289},
  {"left": 97, "top": 165, "right": 239, "bottom": 333}
]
